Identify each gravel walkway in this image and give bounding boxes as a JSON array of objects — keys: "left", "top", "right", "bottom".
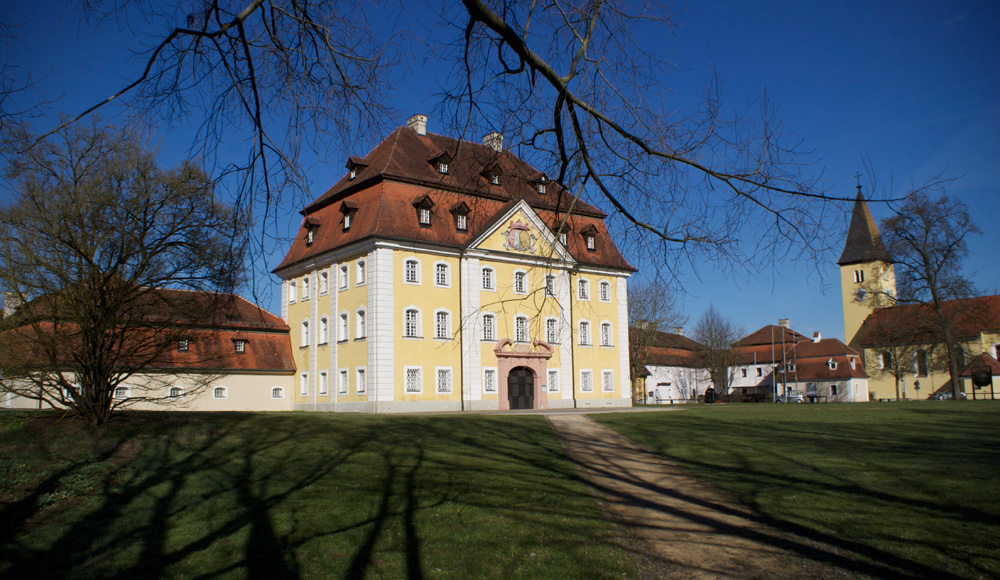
[{"left": 547, "top": 413, "right": 856, "bottom": 580}]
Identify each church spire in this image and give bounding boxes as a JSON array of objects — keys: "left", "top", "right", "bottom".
[{"left": 837, "top": 187, "right": 893, "bottom": 266}]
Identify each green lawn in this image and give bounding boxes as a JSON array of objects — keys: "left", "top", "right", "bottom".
[
  {"left": 593, "top": 401, "right": 1000, "bottom": 580},
  {"left": 0, "top": 411, "right": 636, "bottom": 580}
]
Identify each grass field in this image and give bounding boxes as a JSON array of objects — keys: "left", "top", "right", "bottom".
[
  {"left": 594, "top": 401, "right": 1000, "bottom": 580},
  {"left": 0, "top": 411, "right": 636, "bottom": 580}
]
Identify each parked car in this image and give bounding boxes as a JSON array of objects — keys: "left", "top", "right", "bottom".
[
  {"left": 930, "top": 392, "right": 967, "bottom": 400},
  {"left": 775, "top": 390, "right": 805, "bottom": 403}
]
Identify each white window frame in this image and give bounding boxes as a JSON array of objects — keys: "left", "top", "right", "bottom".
[
  {"left": 600, "top": 321, "right": 612, "bottom": 347},
  {"left": 288, "top": 279, "right": 297, "bottom": 303},
  {"left": 404, "top": 258, "right": 421, "bottom": 285},
  {"left": 481, "top": 266, "right": 496, "bottom": 291},
  {"left": 339, "top": 264, "right": 349, "bottom": 290},
  {"left": 300, "top": 372, "right": 309, "bottom": 396},
  {"left": 404, "top": 306, "right": 422, "bottom": 338},
  {"left": 356, "top": 367, "right": 367, "bottom": 394},
  {"left": 545, "top": 274, "right": 556, "bottom": 297},
  {"left": 436, "top": 367, "right": 453, "bottom": 394},
  {"left": 418, "top": 207, "right": 432, "bottom": 226},
  {"left": 356, "top": 308, "right": 367, "bottom": 339},
  {"left": 113, "top": 387, "right": 130, "bottom": 399},
  {"left": 234, "top": 340, "right": 246, "bottom": 353},
  {"left": 602, "top": 370, "right": 614, "bottom": 393},
  {"left": 577, "top": 278, "right": 590, "bottom": 301},
  {"left": 213, "top": 386, "right": 228, "bottom": 399},
  {"left": 578, "top": 319, "right": 591, "bottom": 346},
  {"left": 404, "top": 366, "right": 423, "bottom": 394},
  {"left": 434, "top": 309, "right": 452, "bottom": 340},
  {"left": 513, "top": 269, "right": 528, "bottom": 295},
  {"left": 319, "top": 371, "right": 329, "bottom": 396},
  {"left": 545, "top": 317, "right": 559, "bottom": 344},
  {"left": 319, "top": 270, "right": 329, "bottom": 294},
  {"left": 301, "top": 319, "right": 310, "bottom": 347},
  {"left": 483, "top": 367, "right": 498, "bottom": 393},
  {"left": 356, "top": 259, "right": 367, "bottom": 286},
  {"left": 339, "top": 311, "right": 349, "bottom": 342},
  {"left": 455, "top": 213, "right": 467, "bottom": 230},
  {"left": 434, "top": 261, "right": 451, "bottom": 288},
  {"left": 585, "top": 234, "right": 596, "bottom": 250},
  {"left": 482, "top": 312, "right": 496, "bottom": 342},
  {"left": 302, "top": 275, "right": 310, "bottom": 300},
  {"left": 756, "top": 366, "right": 763, "bottom": 377},
  {"left": 169, "top": 386, "right": 184, "bottom": 399},
  {"left": 598, "top": 280, "right": 611, "bottom": 302},
  {"left": 559, "top": 232, "right": 567, "bottom": 246},
  {"left": 515, "top": 314, "right": 529, "bottom": 343},
  {"left": 547, "top": 369, "right": 560, "bottom": 393},
  {"left": 580, "top": 370, "right": 593, "bottom": 393},
  {"left": 339, "top": 368, "right": 349, "bottom": 394},
  {"left": 271, "top": 386, "right": 285, "bottom": 399},
  {"left": 319, "top": 316, "right": 329, "bottom": 344}
]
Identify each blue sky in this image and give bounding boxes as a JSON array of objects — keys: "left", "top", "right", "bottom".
[{"left": 3, "top": 0, "right": 999, "bottom": 342}]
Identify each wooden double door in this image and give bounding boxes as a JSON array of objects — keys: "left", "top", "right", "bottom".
[{"left": 507, "top": 367, "right": 535, "bottom": 410}]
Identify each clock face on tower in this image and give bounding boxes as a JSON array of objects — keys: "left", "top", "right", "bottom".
[{"left": 854, "top": 287, "right": 867, "bottom": 302}]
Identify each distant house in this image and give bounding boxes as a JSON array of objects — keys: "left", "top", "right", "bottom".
[
  {"left": 730, "top": 323, "right": 869, "bottom": 402},
  {"left": 632, "top": 328, "right": 710, "bottom": 404},
  {"left": 2, "top": 292, "right": 295, "bottom": 411}
]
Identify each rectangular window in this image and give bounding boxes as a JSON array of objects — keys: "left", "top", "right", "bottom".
[
  {"left": 599, "top": 281, "right": 610, "bottom": 302},
  {"left": 585, "top": 235, "right": 596, "bottom": 250},
  {"left": 357, "top": 310, "right": 366, "bottom": 338},
  {"left": 515, "top": 316, "right": 529, "bottom": 343},
  {"left": 357, "top": 260, "right": 366, "bottom": 285},
  {"left": 578, "top": 321, "right": 590, "bottom": 346},
  {"left": 419, "top": 208, "right": 432, "bottom": 225},
  {"left": 578, "top": 279, "right": 589, "bottom": 300},
  {"left": 405, "top": 367, "right": 422, "bottom": 393},
  {"left": 340, "top": 314, "right": 349, "bottom": 342},
  {"left": 455, "top": 214, "right": 467, "bottom": 231},
  {"left": 435, "top": 311, "right": 450, "bottom": 339},
  {"left": 514, "top": 271, "right": 526, "bottom": 294},
  {"left": 756, "top": 367, "right": 762, "bottom": 377},
  {"left": 300, "top": 373, "right": 309, "bottom": 396},
  {"left": 436, "top": 368, "right": 453, "bottom": 394},
  {"left": 545, "top": 275, "right": 556, "bottom": 297},
  {"left": 319, "top": 371, "right": 329, "bottom": 395},
  {"left": 177, "top": 339, "right": 189, "bottom": 352},
  {"left": 405, "top": 260, "right": 419, "bottom": 283},
  {"left": 319, "top": 271, "right": 329, "bottom": 294},
  {"left": 546, "top": 318, "right": 558, "bottom": 344},
  {"left": 339, "top": 370, "right": 349, "bottom": 394},
  {"left": 580, "top": 370, "right": 593, "bottom": 393},
  {"left": 741, "top": 368, "right": 748, "bottom": 378},
  {"left": 600, "top": 323, "right": 612, "bottom": 346},
  {"left": 405, "top": 310, "right": 419, "bottom": 337},
  {"left": 357, "top": 368, "right": 366, "bottom": 394},
  {"left": 435, "top": 263, "right": 449, "bottom": 286},
  {"left": 483, "top": 368, "right": 497, "bottom": 392},
  {"left": 235, "top": 340, "right": 246, "bottom": 353},
  {"left": 302, "top": 276, "right": 310, "bottom": 299},
  {"left": 830, "top": 384, "right": 838, "bottom": 397},
  {"left": 340, "top": 265, "right": 348, "bottom": 289},
  {"left": 548, "top": 370, "right": 559, "bottom": 393},
  {"left": 482, "top": 314, "right": 496, "bottom": 341},
  {"left": 602, "top": 370, "right": 614, "bottom": 393}
]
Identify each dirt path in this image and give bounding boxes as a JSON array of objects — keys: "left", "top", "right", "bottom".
[{"left": 547, "top": 413, "right": 854, "bottom": 580}]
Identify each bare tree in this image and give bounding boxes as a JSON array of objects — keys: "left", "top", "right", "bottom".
[
  {"left": 692, "top": 304, "right": 744, "bottom": 401},
  {"left": 8, "top": 0, "right": 845, "bottom": 294},
  {"left": 879, "top": 190, "right": 981, "bottom": 399},
  {"left": 0, "top": 120, "right": 246, "bottom": 426},
  {"left": 627, "top": 280, "right": 686, "bottom": 402}
]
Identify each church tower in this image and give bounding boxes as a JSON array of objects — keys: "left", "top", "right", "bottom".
[{"left": 838, "top": 186, "right": 896, "bottom": 351}]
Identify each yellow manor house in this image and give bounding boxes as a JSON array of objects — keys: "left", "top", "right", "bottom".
[{"left": 272, "top": 115, "right": 635, "bottom": 412}]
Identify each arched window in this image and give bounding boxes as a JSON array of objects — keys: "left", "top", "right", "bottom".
[
  {"left": 434, "top": 262, "right": 450, "bottom": 287},
  {"left": 545, "top": 318, "right": 558, "bottom": 344},
  {"left": 213, "top": 386, "right": 227, "bottom": 399},
  {"left": 600, "top": 322, "right": 612, "bottom": 346},
  {"left": 405, "top": 309, "right": 420, "bottom": 337},
  {"left": 340, "top": 313, "right": 349, "bottom": 341},
  {"left": 301, "top": 320, "right": 310, "bottom": 346},
  {"left": 319, "top": 316, "right": 329, "bottom": 344},
  {"left": 878, "top": 351, "right": 892, "bottom": 369},
  {"left": 599, "top": 281, "right": 611, "bottom": 302},
  {"left": 481, "top": 266, "right": 495, "bottom": 290},
  {"left": 404, "top": 259, "right": 420, "bottom": 284},
  {"left": 356, "top": 309, "right": 367, "bottom": 338},
  {"left": 356, "top": 260, "right": 367, "bottom": 285},
  {"left": 339, "top": 264, "right": 349, "bottom": 289},
  {"left": 271, "top": 387, "right": 284, "bottom": 399},
  {"left": 578, "top": 320, "right": 591, "bottom": 345},
  {"left": 482, "top": 313, "right": 496, "bottom": 341},
  {"left": 319, "top": 271, "right": 329, "bottom": 294},
  {"left": 435, "top": 310, "right": 450, "bottom": 339},
  {"left": 577, "top": 278, "right": 590, "bottom": 300},
  {"left": 515, "top": 315, "right": 529, "bottom": 342},
  {"left": 545, "top": 274, "right": 556, "bottom": 297},
  {"left": 302, "top": 276, "right": 310, "bottom": 299}
]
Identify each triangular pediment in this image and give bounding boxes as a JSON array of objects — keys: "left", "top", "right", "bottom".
[{"left": 468, "top": 199, "right": 575, "bottom": 264}]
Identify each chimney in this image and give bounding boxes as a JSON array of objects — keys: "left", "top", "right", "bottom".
[
  {"left": 3, "top": 291, "right": 21, "bottom": 318},
  {"left": 778, "top": 318, "right": 789, "bottom": 329},
  {"left": 406, "top": 114, "right": 427, "bottom": 136},
  {"left": 813, "top": 331, "right": 821, "bottom": 343},
  {"left": 673, "top": 326, "right": 683, "bottom": 336},
  {"left": 483, "top": 131, "right": 503, "bottom": 152}
]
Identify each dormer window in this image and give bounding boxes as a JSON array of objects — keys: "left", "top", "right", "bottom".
[
  {"left": 581, "top": 225, "right": 598, "bottom": 251},
  {"left": 234, "top": 340, "right": 247, "bottom": 353},
  {"left": 536, "top": 176, "right": 548, "bottom": 195},
  {"left": 827, "top": 359, "right": 837, "bottom": 370},
  {"left": 438, "top": 161, "right": 449, "bottom": 174},
  {"left": 451, "top": 201, "right": 470, "bottom": 232},
  {"left": 490, "top": 172, "right": 500, "bottom": 185},
  {"left": 177, "top": 339, "right": 189, "bottom": 352},
  {"left": 345, "top": 156, "right": 368, "bottom": 181},
  {"left": 304, "top": 216, "right": 320, "bottom": 245},
  {"left": 428, "top": 151, "right": 453, "bottom": 175},
  {"left": 339, "top": 200, "right": 358, "bottom": 231},
  {"left": 413, "top": 194, "right": 435, "bottom": 227}
]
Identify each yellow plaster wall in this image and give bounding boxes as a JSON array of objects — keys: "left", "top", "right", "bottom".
[
  {"left": 334, "top": 255, "right": 370, "bottom": 402},
  {"left": 570, "top": 272, "right": 623, "bottom": 398},
  {"left": 286, "top": 273, "right": 313, "bottom": 404}
]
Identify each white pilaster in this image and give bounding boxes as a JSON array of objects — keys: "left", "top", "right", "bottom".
[
  {"left": 309, "top": 270, "right": 318, "bottom": 405},
  {"left": 328, "top": 265, "right": 338, "bottom": 410},
  {"left": 559, "top": 269, "right": 573, "bottom": 399},
  {"left": 617, "top": 276, "right": 631, "bottom": 404},
  {"left": 370, "top": 247, "right": 395, "bottom": 406},
  {"left": 461, "top": 256, "right": 482, "bottom": 405},
  {"left": 280, "top": 279, "right": 289, "bottom": 322}
]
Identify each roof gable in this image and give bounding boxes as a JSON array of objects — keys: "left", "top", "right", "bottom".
[{"left": 469, "top": 199, "right": 575, "bottom": 264}]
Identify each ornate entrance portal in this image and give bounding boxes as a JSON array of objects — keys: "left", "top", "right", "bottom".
[
  {"left": 508, "top": 367, "right": 535, "bottom": 409},
  {"left": 494, "top": 339, "right": 554, "bottom": 410}
]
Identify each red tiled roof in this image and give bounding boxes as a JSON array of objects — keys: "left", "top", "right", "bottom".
[
  {"left": 275, "top": 125, "right": 634, "bottom": 273},
  {"left": 860, "top": 295, "right": 1000, "bottom": 346},
  {"left": 733, "top": 325, "right": 809, "bottom": 347}
]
